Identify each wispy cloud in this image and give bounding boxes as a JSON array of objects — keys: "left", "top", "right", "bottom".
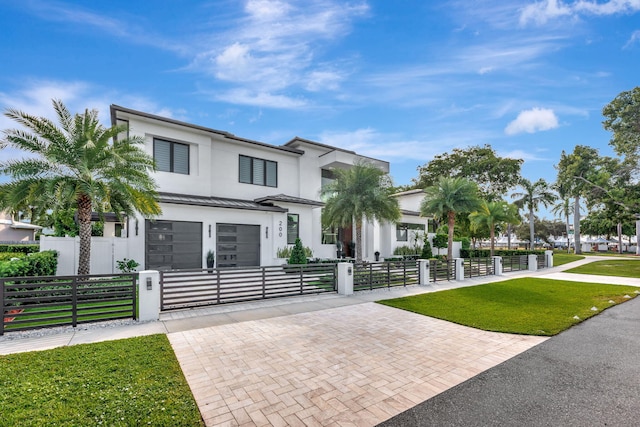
[
  {"left": 624, "top": 29, "right": 640, "bottom": 48},
  {"left": 520, "top": 0, "right": 640, "bottom": 26},
  {"left": 505, "top": 107, "right": 559, "bottom": 135}
]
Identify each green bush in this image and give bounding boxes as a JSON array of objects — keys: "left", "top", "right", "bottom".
[
  {"left": 393, "top": 245, "right": 418, "bottom": 256},
  {"left": 421, "top": 240, "right": 433, "bottom": 259},
  {"left": 0, "top": 252, "right": 24, "bottom": 262},
  {"left": 0, "top": 250, "right": 58, "bottom": 277},
  {"left": 432, "top": 234, "right": 448, "bottom": 249},
  {"left": 459, "top": 237, "right": 471, "bottom": 250},
  {"left": 0, "top": 244, "right": 39, "bottom": 254},
  {"left": 288, "top": 238, "right": 308, "bottom": 265},
  {"left": 278, "top": 245, "right": 313, "bottom": 259}
]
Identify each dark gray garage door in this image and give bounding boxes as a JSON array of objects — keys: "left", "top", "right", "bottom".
[
  {"left": 146, "top": 220, "right": 202, "bottom": 270},
  {"left": 217, "top": 224, "right": 260, "bottom": 268}
]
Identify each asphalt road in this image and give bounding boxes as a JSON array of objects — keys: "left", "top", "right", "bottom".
[{"left": 378, "top": 295, "right": 640, "bottom": 427}]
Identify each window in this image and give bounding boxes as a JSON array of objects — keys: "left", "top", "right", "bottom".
[
  {"left": 396, "top": 223, "right": 425, "bottom": 241},
  {"left": 322, "top": 226, "right": 339, "bottom": 244},
  {"left": 287, "top": 214, "right": 299, "bottom": 244},
  {"left": 239, "top": 155, "right": 277, "bottom": 187},
  {"left": 154, "top": 138, "right": 189, "bottom": 174}
]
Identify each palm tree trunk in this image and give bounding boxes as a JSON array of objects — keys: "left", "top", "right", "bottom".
[
  {"left": 574, "top": 196, "right": 581, "bottom": 254},
  {"left": 490, "top": 226, "right": 495, "bottom": 257},
  {"left": 355, "top": 220, "right": 362, "bottom": 263},
  {"left": 617, "top": 222, "right": 623, "bottom": 254},
  {"left": 529, "top": 208, "right": 535, "bottom": 251},
  {"left": 77, "top": 194, "right": 92, "bottom": 275},
  {"left": 507, "top": 224, "right": 511, "bottom": 250},
  {"left": 565, "top": 213, "right": 570, "bottom": 254},
  {"left": 447, "top": 211, "right": 455, "bottom": 260}
]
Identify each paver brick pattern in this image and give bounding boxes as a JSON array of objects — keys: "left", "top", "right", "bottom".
[{"left": 168, "top": 303, "right": 546, "bottom": 426}]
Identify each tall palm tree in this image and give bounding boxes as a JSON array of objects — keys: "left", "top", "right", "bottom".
[
  {"left": 512, "top": 178, "right": 556, "bottom": 250},
  {"left": 469, "top": 200, "right": 517, "bottom": 257},
  {"left": 551, "top": 195, "right": 574, "bottom": 253},
  {"left": 0, "top": 99, "right": 161, "bottom": 274},
  {"left": 421, "top": 177, "right": 480, "bottom": 260},
  {"left": 320, "top": 161, "right": 400, "bottom": 262}
]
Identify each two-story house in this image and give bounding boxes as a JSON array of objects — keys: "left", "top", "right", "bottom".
[{"left": 110, "top": 105, "right": 429, "bottom": 270}]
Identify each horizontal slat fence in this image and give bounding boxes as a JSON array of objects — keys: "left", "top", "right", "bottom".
[
  {"left": 502, "top": 255, "right": 529, "bottom": 272},
  {"left": 1, "top": 274, "right": 136, "bottom": 335},
  {"left": 353, "top": 260, "right": 419, "bottom": 291},
  {"left": 464, "top": 258, "right": 494, "bottom": 278},
  {"left": 160, "top": 264, "right": 336, "bottom": 310},
  {"left": 537, "top": 254, "right": 546, "bottom": 269},
  {"left": 430, "top": 259, "right": 455, "bottom": 282}
]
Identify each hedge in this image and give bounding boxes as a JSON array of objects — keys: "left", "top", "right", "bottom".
[
  {"left": 0, "top": 244, "right": 39, "bottom": 254},
  {"left": 460, "top": 249, "right": 545, "bottom": 258},
  {"left": 0, "top": 250, "right": 58, "bottom": 278}
]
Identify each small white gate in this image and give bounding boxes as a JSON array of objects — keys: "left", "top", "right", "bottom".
[{"left": 40, "top": 236, "right": 131, "bottom": 275}]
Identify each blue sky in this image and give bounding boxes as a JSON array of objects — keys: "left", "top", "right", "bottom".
[{"left": 1, "top": 0, "right": 639, "bottom": 194}]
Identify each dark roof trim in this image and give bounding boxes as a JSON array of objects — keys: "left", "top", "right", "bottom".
[
  {"left": 254, "top": 194, "right": 325, "bottom": 207},
  {"left": 401, "top": 209, "right": 424, "bottom": 217},
  {"left": 285, "top": 137, "right": 356, "bottom": 155},
  {"left": 158, "top": 192, "right": 288, "bottom": 213},
  {"left": 110, "top": 105, "right": 304, "bottom": 155}
]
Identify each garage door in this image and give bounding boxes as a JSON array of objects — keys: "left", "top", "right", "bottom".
[
  {"left": 146, "top": 220, "right": 202, "bottom": 270},
  {"left": 217, "top": 224, "right": 260, "bottom": 268}
]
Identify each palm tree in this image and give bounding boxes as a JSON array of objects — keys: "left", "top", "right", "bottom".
[
  {"left": 512, "top": 178, "right": 556, "bottom": 250},
  {"left": 320, "top": 161, "right": 400, "bottom": 262},
  {"left": 551, "top": 196, "right": 574, "bottom": 253},
  {"left": 469, "top": 200, "right": 517, "bottom": 257},
  {"left": 421, "top": 177, "right": 480, "bottom": 260},
  {"left": 0, "top": 99, "right": 161, "bottom": 274}
]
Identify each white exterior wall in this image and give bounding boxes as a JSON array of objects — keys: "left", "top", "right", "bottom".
[{"left": 40, "top": 236, "right": 129, "bottom": 276}]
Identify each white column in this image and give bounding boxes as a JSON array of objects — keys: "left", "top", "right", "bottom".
[
  {"left": 138, "top": 270, "right": 160, "bottom": 321},
  {"left": 337, "top": 262, "right": 354, "bottom": 295},
  {"left": 545, "top": 250, "right": 553, "bottom": 268},
  {"left": 493, "top": 256, "right": 503, "bottom": 276},
  {"left": 418, "top": 259, "right": 430, "bottom": 285},
  {"left": 528, "top": 254, "right": 538, "bottom": 272},
  {"left": 454, "top": 258, "right": 464, "bottom": 281}
]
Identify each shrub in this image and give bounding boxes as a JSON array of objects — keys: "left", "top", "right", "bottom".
[
  {"left": 116, "top": 258, "right": 140, "bottom": 273},
  {"left": 393, "top": 245, "right": 418, "bottom": 256},
  {"left": 278, "top": 245, "right": 313, "bottom": 259},
  {"left": 460, "top": 249, "right": 545, "bottom": 258},
  {"left": 0, "top": 252, "right": 24, "bottom": 262},
  {"left": 0, "top": 244, "right": 39, "bottom": 254},
  {"left": 0, "top": 250, "right": 58, "bottom": 277},
  {"left": 288, "top": 238, "right": 308, "bottom": 265},
  {"left": 421, "top": 240, "right": 433, "bottom": 259},
  {"left": 432, "top": 234, "right": 448, "bottom": 250},
  {"left": 459, "top": 237, "right": 471, "bottom": 250}
]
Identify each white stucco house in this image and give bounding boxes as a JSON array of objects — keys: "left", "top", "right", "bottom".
[
  {"left": 0, "top": 211, "right": 42, "bottom": 242},
  {"left": 110, "top": 105, "right": 429, "bottom": 270}
]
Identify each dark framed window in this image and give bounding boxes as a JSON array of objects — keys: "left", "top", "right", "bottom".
[
  {"left": 322, "top": 226, "right": 339, "bottom": 244},
  {"left": 154, "top": 138, "right": 189, "bottom": 174},
  {"left": 287, "top": 214, "right": 299, "bottom": 244},
  {"left": 239, "top": 155, "right": 277, "bottom": 187},
  {"left": 396, "top": 223, "right": 425, "bottom": 241}
]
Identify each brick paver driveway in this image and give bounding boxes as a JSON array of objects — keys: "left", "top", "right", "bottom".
[{"left": 168, "top": 303, "right": 546, "bottom": 426}]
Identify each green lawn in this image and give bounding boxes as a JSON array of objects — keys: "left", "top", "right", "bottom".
[
  {"left": 552, "top": 253, "right": 585, "bottom": 266},
  {"left": 0, "top": 334, "right": 204, "bottom": 427},
  {"left": 565, "top": 259, "right": 640, "bottom": 278},
  {"left": 378, "top": 278, "right": 639, "bottom": 336}
]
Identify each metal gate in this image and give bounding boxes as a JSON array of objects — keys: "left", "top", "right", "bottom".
[{"left": 159, "top": 264, "right": 336, "bottom": 310}]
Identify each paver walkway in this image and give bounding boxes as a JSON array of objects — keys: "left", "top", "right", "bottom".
[{"left": 168, "top": 303, "right": 546, "bottom": 426}]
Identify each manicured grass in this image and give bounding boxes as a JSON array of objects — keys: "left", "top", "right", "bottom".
[
  {"left": 378, "top": 278, "right": 639, "bottom": 336},
  {"left": 552, "top": 253, "right": 585, "bottom": 266},
  {"left": 565, "top": 259, "right": 640, "bottom": 278},
  {"left": 0, "top": 334, "right": 204, "bottom": 427}
]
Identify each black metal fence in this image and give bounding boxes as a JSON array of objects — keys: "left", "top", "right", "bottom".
[
  {"left": 502, "top": 255, "right": 529, "bottom": 272},
  {"left": 464, "top": 258, "right": 494, "bottom": 278},
  {"left": 353, "top": 260, "right": 419, "bottom": 291},
  {"left": 430, "top": 259, "right": 456, "bottom": 282},
  {"left": 1, "top": 274, "right": 136, "bottom": 335},
  {"left": 160, "top": 264, "right": 337, "bottom": 310},
  {"left": 537, "top": 254, "right": 547, "bottom": 269}
]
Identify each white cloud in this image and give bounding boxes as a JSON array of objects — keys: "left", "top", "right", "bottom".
[
  {"left": 624, "top": 29, "right": 640, "bottom": 48},
  {"left": 505, "top": 108, "right": 559, "bottom": 135},
  {"left": 498, "top": 149, "right": 548, "bottom": 161},
  {"left": 520, "top": 0, "right": 640, "bottom": 26},
  {"left": 214, "top": 88, "right": 308, "bottom": 109}
]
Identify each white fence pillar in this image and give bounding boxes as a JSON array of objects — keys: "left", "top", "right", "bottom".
[
  {"left": 337, "top": 262, "right": 354, "bottom": 295},
  {"left": 454, "top": 258, "right": 464, "bottom": 281},
  {"left": 138, "top": 270, "right": 160, "bottom": 321},
  {"left": 545, "top": 250, "right": 553, "bottom": 268},
  {"left": 418, "top": 259, "right": 430, "bottom": 285},
  {"left": 493, "top": 256, "right": 503, "bottom": 276},
  {"left": 528, "top": 254, "right": 538, "bottom": 272}
]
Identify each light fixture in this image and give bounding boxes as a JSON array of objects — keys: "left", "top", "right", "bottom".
[
  {"left": 266, "top": 226, "right": 269, "bottom": 239},
  {"left": 208, "top": 224, "right": 212, "bottom": 238},
  {"left": 135, "top": 220, "right": 139, "bottom": 236}
]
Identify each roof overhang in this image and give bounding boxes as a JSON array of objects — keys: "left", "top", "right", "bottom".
[
  {"left": 254, "top": 194, "right": 325, "bottom": 207},
  {"left": 159, "top": 192, "right": 288, "bottom": 213}
]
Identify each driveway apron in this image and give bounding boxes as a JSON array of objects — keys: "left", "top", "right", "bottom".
[{"left": 168, "top": 302, "right": 545, "bottom": 426}]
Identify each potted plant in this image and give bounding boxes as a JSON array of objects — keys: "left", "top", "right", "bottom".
[{"left": 206, "top": 249, "right": 215, "bottom": 272}]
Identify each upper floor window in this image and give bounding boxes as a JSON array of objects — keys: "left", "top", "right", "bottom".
[
  {"left": 396, "top": 222, "right": 425, "bottom": 241},
  {"left": 239, "top": 155, "right": 277, "bottom": 187},
  {"left": 154, "top": 138, "right": 189, "bottom": 174}
]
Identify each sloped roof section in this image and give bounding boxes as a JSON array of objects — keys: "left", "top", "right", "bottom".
[
  {"left": 254, "top": 194, "right": 324, "bottom": 207},
  {"left": 159, "top": 192, "right": 288, "bottom": 212}
]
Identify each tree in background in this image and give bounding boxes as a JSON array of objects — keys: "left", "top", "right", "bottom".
[
  {"left": 512, "top": 178, "right": 556, "bottom": 250},
  {"left": 0, "top": 99, "right": 161, "bottom": 274},
  {"left": 551, "top": 183, "right": 574, "bottom": 253},
  {"left": 603, "top": 86, "right": 640, "bottom": 163},
  {"left": 421, "top": 177, "right": 481, "bottom": 260},
  {"left": 321, "top": 162, "right": 400, "bottom": 262},
  {"left": 469, "top": 200, "right": 516, "bottom": 257},
  {"left": 413, "top": 145, "right": 523, "bottom": 200}
]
